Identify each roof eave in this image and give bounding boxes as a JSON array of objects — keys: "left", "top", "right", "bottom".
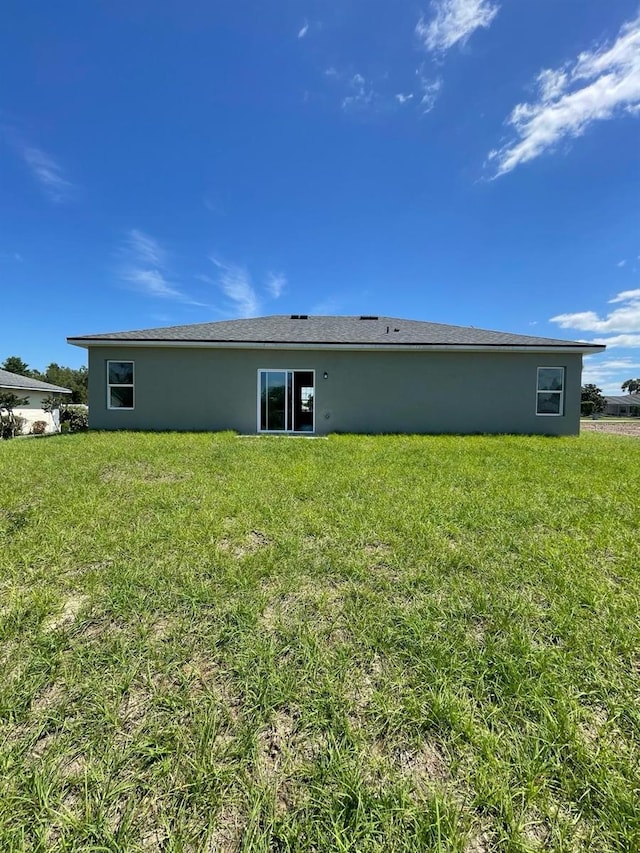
[
  {"left": 0, "top": 383, "right": 72, "bottom": 394},
  {"left": 67, "top": 338, "right": 605, "bottom": 355}
]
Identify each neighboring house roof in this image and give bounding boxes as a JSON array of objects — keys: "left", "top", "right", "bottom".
[
  {"left": 0, "top": 368, "right": 72, "bottom": 395},
  {"left": 604, "top": 395, "right": 640, "bottom": 405},
  {"left": 68, "top": 315, "right": 604, "bottom": 353}
]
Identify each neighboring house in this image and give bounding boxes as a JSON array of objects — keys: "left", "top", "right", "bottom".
[
  {"left": 67, "top": 315, "right": 605, "bottom": 436},
  {"left": 0, "top": 368, "right": 72, "bottom": 434},
  {"left": 603, "top": 395, "right": 640, "bottom": 416}
]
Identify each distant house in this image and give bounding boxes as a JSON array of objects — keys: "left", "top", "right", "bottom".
[
  {"left": 603, "top": 395, "right": 640, "bottom": 417},
  {"left": 0, "top": 369, "right": 72, "bottom": 434},
  {"left": 68, "top": 315, "right": 604, "bottom": 436}
]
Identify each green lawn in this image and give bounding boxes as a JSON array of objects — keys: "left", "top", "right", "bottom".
[{"left": 1, "top": 431, "right": 639, "bottom": 852}]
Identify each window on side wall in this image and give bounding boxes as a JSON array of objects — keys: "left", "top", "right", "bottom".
[
  {"left": 107, "top": 360, "right": 134, "bottom": 409},
  {"left": 536, "top": 367, "right": 564, "bottom": 416}
]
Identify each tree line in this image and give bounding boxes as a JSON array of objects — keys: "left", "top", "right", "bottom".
[{"left": 1, "top": 355, "right": 88, "bottom": 404}]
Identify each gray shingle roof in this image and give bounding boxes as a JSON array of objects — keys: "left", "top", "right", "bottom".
[
  {"left": 0, "top": 369, "right": 72, "bottom": 394},
  {"left": 68, "top": 315, "right": 603, "bottom": 350},
  {"left": 604, "top": 395, "right": 640, "bottom": 405}
]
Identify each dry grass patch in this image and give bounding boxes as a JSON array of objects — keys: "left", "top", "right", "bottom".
[
  {"left": 43, "top": 593, "right": 89, "bottom": 632},
  {"left": 218, "top": 529, "right": 271, "bottom": 558}
]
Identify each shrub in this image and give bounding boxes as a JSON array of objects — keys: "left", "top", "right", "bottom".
[
  {"left": 32, "top": 420, "right": 48, "bottom": 435},
  {"left": 0, "top": 414, "right": 27, "bottom": 440},
  {"left": 60, "top": 406, "right": 88, "bottom": 432},
  {"left": 581, "top": 400, "right": 595, "bottom": 417}
]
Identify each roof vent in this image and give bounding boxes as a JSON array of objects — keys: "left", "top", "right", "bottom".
[
  {"left": 290, "top": 314, "right": 309, "bottom": 320},
  {"left": 359, "top": 315, "right": 379, "bottom": 320}
]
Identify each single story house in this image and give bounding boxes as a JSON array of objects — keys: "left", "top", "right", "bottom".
[
  {"left": 0, "top": 368, "right": 72, "bottom": 434},
  {"left": 603, "top": 395, "right": 640, "bottom": 416},
  {"left": 67, "top": 315, "right": 605, "bottom": 436}
]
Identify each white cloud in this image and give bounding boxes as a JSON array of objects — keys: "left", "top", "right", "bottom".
[
  {"left": 549, "top": 288, "right": 640, "bottom": 353},
  {"left": 609, "top": 288, "right": 640, "bottom": 304},
  {"left": 488, "top": 14, "right": 640, "bottom": 177},
  {"left": 417, "top": 73, "right": 442, "bottom": 113},
  {"left": 582, "top": 355, "right": 640, "bottom": 391},
  {"left": 127, "top": 229, "right": 166, "bottom": 267},
  {"left": 342, "top": 73, "right": 376, "bottom": 111},
  {"left": 416, "top": 0, "right": 499, "bottom": 53},
  {"left": 590, "top": 334, "right": 640, "bottom": 348},
  {"left": 328, "top": 68, "right": 439, "bottom": 115},
  {"left": 122, "top": 267, "right": 185, "bottom": 300},
  {"left": 617, "top": 259, "right": 627, "bottom": 267},
  {"left": 266, "top": 272, "right": 286, "bottom": 299},
  {"left": 121, "top": 229, "right": 203, "bottom": 305},
  {"left": 211, "top": 256, "right": 260, "bottom": 317},
  {"left": 22, "top": 147, "right": 74, "bottom": 202},
  {"left": 551, "top": 288, "right": 640, "bottom": 334},
  {"left": 298, "top": 21, "right": 309, "bottom": 39}
]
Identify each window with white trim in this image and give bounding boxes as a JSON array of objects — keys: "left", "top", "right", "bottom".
[
  {"left": 536, "top": 367, "right": 564, "bottom": 416},
  {"left": 107, "top": 361, "right": 134, "bottom": 409}
]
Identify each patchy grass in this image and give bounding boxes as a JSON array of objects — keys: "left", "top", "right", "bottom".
[{"left": 1, "top": 430, "right": 639, "bottom": 852}]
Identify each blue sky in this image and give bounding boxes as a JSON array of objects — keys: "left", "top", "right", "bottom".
[{"left": 1, "top": 0, "right": 639, "bottom": 392}]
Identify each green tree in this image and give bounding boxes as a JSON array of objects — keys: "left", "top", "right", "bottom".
[
  {"left": 621, "top": 378, "right": 640, "bottom": 395},
  {"left": 1, "top": 356, "right": 32, "bottom": 376},
  {"left": 581, "top": 384, "right": 606, "bottom": 414},
  {"left": 42, "top": 363, "right": 88, "bottom": 404},
  {"left": 0, "top": 392, "right": 29, "bottom": 439}
]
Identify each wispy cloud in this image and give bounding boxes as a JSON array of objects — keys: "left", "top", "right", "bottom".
[
  {"left": 0, "top": 251, "right": 23, "bottom": 262},
  {"left": 617, "top": 259, "right": 627, "bottom": 267},
  {"left": 417, "top": 72, "right": 443, "bottom": 113},
  {"left": 342, "top": 73, "right": 376, "bottom": 112},
  {"left": 327, "top": 68, "right": 440, "bottom": 116},
  {"left": 120, "top": 230, "right": 204, "bottom": 305},
  {"left": 488, "top": 14, "right": 640, "bottom": 177},
  {"left": 416, "top": 0, "right": 499, "bottom": 54},
  {"left": 266, "top": 272, "right": 287, "bottom": 299},
  {"left": 127, "top": 229, "right": 166, "bottom": 266},
  {"left": 582, "top": 355, "right": 640, "bottom": 391},
  {"left": 22, "top": 146, "right": 74, "bottom": 203},
  {"left": 298, "top": 21, "right": 309, "bottom": 39},
  {"left": 210, "top": 256, "right": 260, "bottom": 317}
]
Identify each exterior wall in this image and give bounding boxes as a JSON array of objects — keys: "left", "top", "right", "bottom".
[
  {"left": 88, "top": 346, "right": 583, "bottom": 436},
  {"left": 10, "top": 391, "right": 58, "bottom": 434}
]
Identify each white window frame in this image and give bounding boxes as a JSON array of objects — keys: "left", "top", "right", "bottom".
[
  {"left": 107, "top": 360, "right": 135, "bottom": 410},
  {"left": 257, "top": 369, "right": 315, "bottom": 433},
  {"left": 536, "top": 366, "right": 564, "bottom": 417}
]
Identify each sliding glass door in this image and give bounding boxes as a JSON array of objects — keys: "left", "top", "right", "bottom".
[{"left": 259, "top": 370, "right": 314, "bottom": 432}]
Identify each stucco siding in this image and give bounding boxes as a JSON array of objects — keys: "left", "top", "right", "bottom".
[
  {"left": 88, "top": 346, "right": 582, "bottom": 435},
  {"left": 9, "top": 391, "right": 58, "bottom": 434}
]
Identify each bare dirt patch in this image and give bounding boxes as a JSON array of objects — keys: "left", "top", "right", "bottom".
[
  {"left": 218, "top": 530, "right": 271, "bottom": 558},
  {"left": 31, "top": 682, "right": 64, "bottom": 714},
  {"left": 581, "top": 421, "right": 640, "bottom": 437},
  {"left": 255, "top": 708, "right": 298, "bottom": 781},
  {"left": 394, "top": 741, "right": 450, "bottom": 788},
  {"left": 43, "top": 594, "right": 89, "bottom": 632},
  {"left": 207, "top": 804, "right": 246, "bottom": 853},
  {"left": 259, "top": 580, "right": 345, "bottom": 632},
  {"left": 363, "top": 541, "right": 392, "bottom": 558}
]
